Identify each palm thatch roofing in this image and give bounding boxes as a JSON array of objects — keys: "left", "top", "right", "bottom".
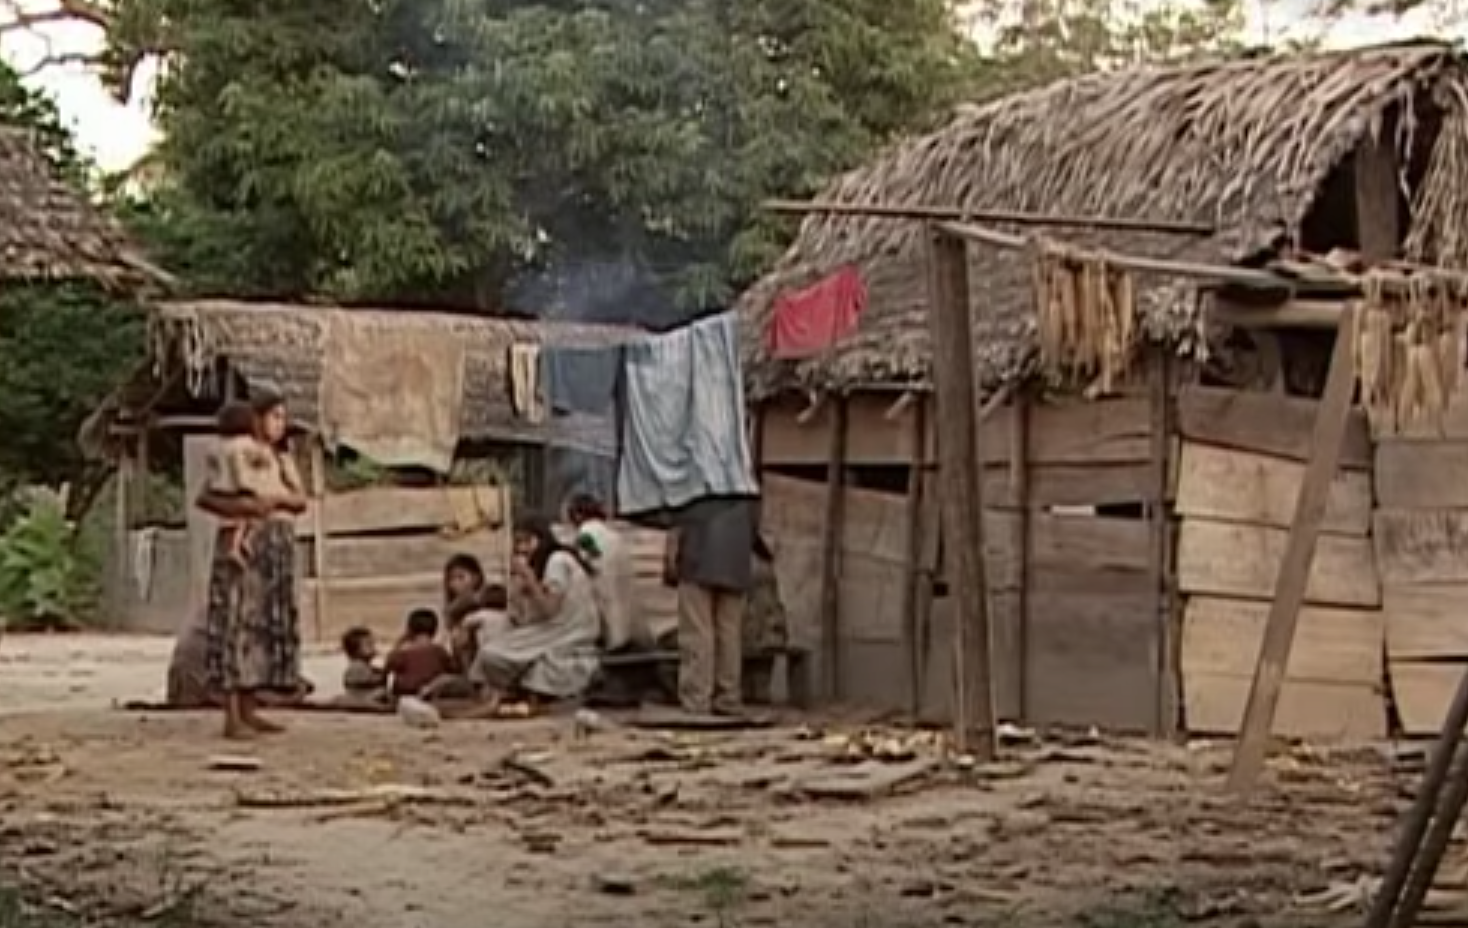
[
  {"left": 0, "top": 128, "right": 168, "bottom": 290},
  {"left": 83, "top": 300, "right": 639, "bottom": 457},
  {"left": 738, "top": 40, "right": 1468, "bottom": 398}
]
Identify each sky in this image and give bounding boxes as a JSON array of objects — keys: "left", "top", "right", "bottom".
[{"left": 0, "top": 0, "right": 1458, "bottom": 174}]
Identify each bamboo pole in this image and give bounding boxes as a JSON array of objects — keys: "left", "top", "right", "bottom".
[{"left": 762, "top": 199, "right": 1214, "bottom": 236}]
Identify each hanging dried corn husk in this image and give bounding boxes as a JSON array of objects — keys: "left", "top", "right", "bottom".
[
  {"left": 1356, "top": 271, "right": 1465, "bottom": 436},
  {"left": 1031, "top": 240, "right": 1140, "bottom": 393}
]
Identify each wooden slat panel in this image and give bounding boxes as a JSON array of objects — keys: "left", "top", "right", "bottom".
[
  {"left": 1384, "top": 584, "right": 1468, "bottom": 661},
  {"left": 981, "top": 462, "right": 1152, "bottom": 508},
  {"left": 1391, "top": 662, "right": 1468, "bottom": 735},
  {"left": 1374, "top": 509, "right": 1468, "bottom": 586},
  {"left": 1176, "top": 519, "right": 1380, "bottom": 608},
  {"left": 761, "top": 394, "right": 932, "bottom": 467},
  {"left": 761, "top": 395, "right": 1151, "bottom": 467},
  {"left": 1021, "top": 588, "right": 1160, "bottom": 732},
  {"left": 837, "top": 554, "right": 906, "bottom": 641},
  {"left": 1175, "top": 442, "right": 1371, "bottom": 537},
  {"left": 985, "top": 512, "right": 1150, "bottom": 591},
  {"left": 1182, "top": 595, "right": 1381, "bottom": 684},
  {"left": 307, "top": 529, "right": 507, "bottom": 580},
  {"left": 763, "top": 473, "right": 908, "bottom": 563},
  {"left": 1184, "top": 676, "right": 1384, "bottom": 739},
  {"left": 301, "top": 574, "right": 448, "bottom": 643},
  {"left": 299, "top": 485, "right": 506, "bottom": 538},
  {"left": 1177, "top": 385, "right": 1371, "bottom": 470},
  {"left": 1376, "top": 441, "right": 1468, "bottom": 509},
  {"left": 983, "top": 397, "right": 1151, "bottom": 465}
]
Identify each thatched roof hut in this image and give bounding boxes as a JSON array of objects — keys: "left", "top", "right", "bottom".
[
  {"left": 738, "top": 40, "right": 1468, "bottom": 398},
  {"left": 0, "top": 128, "right": 166, "bottom": 289},
  {"left": 83, "top": 299, "right": 639, "bottom": 458}
]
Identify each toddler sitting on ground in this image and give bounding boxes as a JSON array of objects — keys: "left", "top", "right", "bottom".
[
  {"left": 385, "top": 609, "right": 457, "bottom": 699},
  {"left": 339, "top": 626, "right": 389, "bottom": 705}
]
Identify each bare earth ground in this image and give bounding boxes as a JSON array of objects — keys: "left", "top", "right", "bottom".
[{"left": 0, "top": 634, "right": 1417, "bottom": 928}]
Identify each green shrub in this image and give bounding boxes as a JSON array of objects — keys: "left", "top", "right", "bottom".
[{"left": 0, "top": 488, "right": 97, "bottom": 630}]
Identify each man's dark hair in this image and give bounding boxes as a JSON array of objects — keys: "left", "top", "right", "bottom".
[
  {"left": 340, "top": 626, "right": 372, "bottom": 658},
  {"left": 405, "top": 608, "right": 439, "bottom": 638},
  {"left": 216, "top": 401, "right": 255, "bottom": 438}
]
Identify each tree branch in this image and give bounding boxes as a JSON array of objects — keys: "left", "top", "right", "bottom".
[{"left": 20, "top": 51, "right": 102, "bottom": 77}]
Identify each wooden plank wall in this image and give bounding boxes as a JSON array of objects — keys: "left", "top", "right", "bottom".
[
  {"left": 1375, "top": 399, "right": 1468, "bottom": 734},
  {"left": 762, "top": 394, "right": 1163, "bottom": 731},
  {"left": 297, "top": 484, "right": 513, "bottom": 643},
  {"left": 1174, "top": 385, "right": 1386, "bottom": 740}
]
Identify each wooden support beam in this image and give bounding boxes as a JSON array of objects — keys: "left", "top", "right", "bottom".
[
  {"left": 1148, "top": 351, "right": 1178, "bottom": 737},
  {"left": 1226, "top": 302, "right": 1360, "bottom": 792},
  {"left": 901, "top": 398, "right": 930, "bottom": 719},
  {"left": 924, "top": 224, "right": 997, "bottom": 760},
  {"left": 1010, "top": 390, "right": 1031, "bottom": 720},
  {"left": 796, "top": 391, "right": 826, "bottom": 426},
  {"left": 883, "top": 391, "right": 918, "bottom": 421},
  {"left": 819, "top": 397, "right": 850, "bottom": 701},
  {"left": 761, "top": 199, "right": 1214, "bottom": 236}
]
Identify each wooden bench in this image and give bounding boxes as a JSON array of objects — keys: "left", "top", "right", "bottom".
[{"left": 590, "top": 646, "right": 811, "bottom": 709}]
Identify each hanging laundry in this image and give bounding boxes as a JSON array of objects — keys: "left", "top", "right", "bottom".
[
  {"left": 617, "top": 312, "right": 759, "bottom": 515},
  {"left": 766, "top": 265, "right": 867, "bottom": 359},
  {"left": 541, "top": 345, "right": 622, "bottom": 416},
  {"left": 509, "top": 343, "right": 545, "bottom": 423}
]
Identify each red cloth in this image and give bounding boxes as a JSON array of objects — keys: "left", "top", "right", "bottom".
[{"left": 766, "top": 265, "right": 867, "bottom": 359}]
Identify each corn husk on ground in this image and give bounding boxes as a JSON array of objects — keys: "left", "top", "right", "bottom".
[
  {"left": 1032, "top": 241, "right": 1139, "bottom": 396},
  {"left": 1356, "top": 273, "right": 1467, "bottom": 435}
]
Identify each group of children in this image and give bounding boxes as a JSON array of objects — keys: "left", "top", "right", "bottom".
[{"left": 337, "top": 580, "right": 511, "bottom": 708}]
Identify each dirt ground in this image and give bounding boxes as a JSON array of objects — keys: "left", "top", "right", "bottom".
[{"left": 0, "top": 634, "right": 1421, "bottom": 928}]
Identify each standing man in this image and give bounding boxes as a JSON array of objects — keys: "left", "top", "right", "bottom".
[{"left": 665, "top": 496, "right": 757, "bottom": 716}]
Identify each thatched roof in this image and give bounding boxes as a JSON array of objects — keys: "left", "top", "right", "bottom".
[
  {"left": 0, "top": 128, "right": 168, "bottom": 290},
  {"left": 738, "top": 40, "right": 1468, "bottom": 397},
  {"left": 95, "top": 300, "right": 639, "bottom": 454}
]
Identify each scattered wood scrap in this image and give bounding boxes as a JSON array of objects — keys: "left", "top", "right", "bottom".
[
  {"left": 235, "top": 784, "right": 476, "bottom": 809},
  {"left": 796, "top": 759, "right": 937, "bottom": 800},
  {"left": 629, "top": 710, "right": 774, "bottom": 731},
  {"left": 206, "top": 755, "right": 262, "bottom": 772},
  {"left": 638, "top": 826, "right": 744, "bottom": 847}
]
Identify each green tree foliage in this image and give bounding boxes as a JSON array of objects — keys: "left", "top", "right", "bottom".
[
  {"left": 962, "top": 0, "right": 1247, "bottom": 98},
  {"left": 105, "top": 0, "right": 981, "bottom": 320},
  {"left": 0, "top": 62, "right": 145, "bottom": 494}
]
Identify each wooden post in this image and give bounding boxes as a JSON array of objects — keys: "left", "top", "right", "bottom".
[
  {"left": 1226, "top": 303, "right": 1360, "bottom": 792},
  {"left": 924, "top": 224, "right": 996, "bottom": 760},
  {"left": 900, "top": 398, "right": 930, "bottom": 718},
  {"left": 112, "top": 440, "right": 136, "bottom": 615},
  {"left": 309, "top": 439, "right": 329, "bottom": 642},
  {"left": 1009, "top": 391, "right": 1031, "bottom": 720},
  {"left": 819, "top": 397, "right": 849, "bottom": 701},
  {"left": 1148, "top": 351, "right": 1178, "bottom": 737}
]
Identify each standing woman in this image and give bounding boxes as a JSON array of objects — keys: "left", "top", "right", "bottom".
[{"left": 200, "top": 387, "right": 309, "bottom": 739}]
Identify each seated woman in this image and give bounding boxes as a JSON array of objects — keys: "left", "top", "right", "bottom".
[
  {"left": 466, "top": 516, "right": 602, "bottom": 713},
  {"left": 566, "top": 493, "right": 641, "bottom": 652}
]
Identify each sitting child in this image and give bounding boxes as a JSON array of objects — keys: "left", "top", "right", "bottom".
[
  {"left": 385, "top": 609, "right": 457, "bottom": 698},
  {"left": 453, "top": 583, "right": 510, "bottom": 669},
  {"left": 339, "top": 626, "right": 388, "bottom": 704}
]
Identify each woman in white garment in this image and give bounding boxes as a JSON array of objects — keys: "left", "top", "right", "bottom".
[
  {"left": 566, "top": 493, "right": 640, "bottom": 652},
  {"left": 468, "top": 515, "right": 602, "bottom": 710}
]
